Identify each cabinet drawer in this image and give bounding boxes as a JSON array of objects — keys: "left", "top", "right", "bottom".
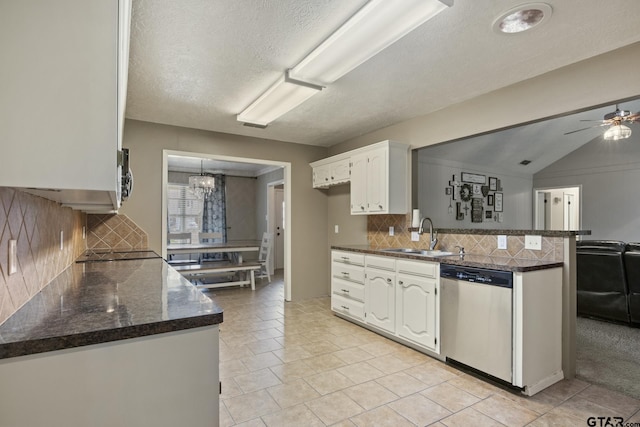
[
  {"left": 366, "top": 255, "right": 396, "bottom": 271},
  {"left": 332, "top": 294, "right": 365, "bottom": 321},
  {"left": 332, "top": 263, "right": 365, "bottom": 284},
  {"left": 332, "top": 251, "right": 365, "bottom": 266},
  {"left": 397, "top": 259, "right": 437, "bottom": 278},
  {"left": 332, "top": 278, "right": 364, "bottom": 302}
]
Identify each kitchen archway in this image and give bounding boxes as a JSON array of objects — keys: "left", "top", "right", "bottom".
[{"left": 161, "top": 149, "right": 292, "bottom": 301}]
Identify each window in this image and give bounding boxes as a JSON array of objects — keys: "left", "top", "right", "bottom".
[{"left": 167, "top": 184, "right": 203, "bottom": 234}]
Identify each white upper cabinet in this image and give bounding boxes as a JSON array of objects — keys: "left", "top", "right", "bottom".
[
  {"left": 350, "top": 141, "right": 409, "bottom": 215},
  {"left": 311, "top": 157, "right": 350, "bottom": 188},
  {"left": 0, "top": 0, "right": 131, "bottom": 212}
]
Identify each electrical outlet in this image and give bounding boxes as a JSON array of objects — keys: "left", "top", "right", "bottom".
[
  {"left": 389, "top": 226, "right": 394, "bottom": 236},
  {"left": 60, "top": 230, "right": 64, "bottom": 251},
  {"left": 8, "top": 240, "right": 17, "bottom": 275},
  {"left": 497, "top": 235, "right": 507, "bottom": 250},
  {"left": 334, "top": 225, "right": 339, "bottom": 234},
  {"left": 82, "top": 226, "right": 86, "bottom": 239},
  {"left": 525, "top": 235, "right": 542, "bottom": 250},
  {"left": 411, "top": 231, "right": 420, "bottom": 242}
]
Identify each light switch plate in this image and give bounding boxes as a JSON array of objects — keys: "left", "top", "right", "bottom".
[
  {"left": 60, "top": 230, "right": 64, "bottom": 251},
  {"left": 389, "top": 226, "right": 394, "bottom": 236},
  {"left": 525, "top": 235, "right": 542, "bottom": 250},
  {"left": 8, "top": 240, "right": 17, "bottom": 275},
  {"left": 497, "top": 235, "right": 507, "bottom": 250},
  {"left": 411, "top": 231, "right": 420, "bottom": 242},
  {"left": 334, "top": 225, "right": 339, "bottom": 234}
]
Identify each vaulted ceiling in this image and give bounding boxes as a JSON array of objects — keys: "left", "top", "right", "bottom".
[{"left": 126, "top": 0, "right": 640, "bottom": 147}]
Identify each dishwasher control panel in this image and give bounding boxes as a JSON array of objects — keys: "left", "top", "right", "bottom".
[{"left": 440, "top": 265, "right": 513, "bottom": 288}]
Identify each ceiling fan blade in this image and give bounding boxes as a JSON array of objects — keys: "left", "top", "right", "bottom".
[
  {"left": 626, "top": 112, "right": 640, "bottom": 123},
  {"left": 564, "top": 127, "right": 594, "bottom": 135}
]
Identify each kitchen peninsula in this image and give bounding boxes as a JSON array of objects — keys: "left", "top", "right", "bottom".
[
  {"left": 331, "top": 225, "right": 589, "bottom": 396},
  {"left": 0, "top": 256, "right": 222, "bottom": 427}
]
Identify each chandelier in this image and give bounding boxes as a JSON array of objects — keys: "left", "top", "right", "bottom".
[{"left": 189, "top": 160, "right": 215, "bottom": 198}]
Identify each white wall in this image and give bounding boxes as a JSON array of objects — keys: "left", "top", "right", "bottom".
[{"left": 417, "top": 156, "right": 533, "bottom": 229}]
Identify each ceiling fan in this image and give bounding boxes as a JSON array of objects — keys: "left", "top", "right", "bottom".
[{"left": 564, "top": 105, "right": 640, "bottom": 140}]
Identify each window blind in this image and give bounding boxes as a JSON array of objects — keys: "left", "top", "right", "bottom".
[{"left": 167, "top": 184, "right": 203, "bottom": 233}]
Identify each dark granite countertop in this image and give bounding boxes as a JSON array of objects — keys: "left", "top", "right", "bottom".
[
  {"left": 0, "top": 258, "right": 223, "bottom": 359},
  {"left": 332, "top": 245, "right": 563, "bottom": 272},
  {"left": 409, "top": 228, "right": 591, "bottom": 237}
]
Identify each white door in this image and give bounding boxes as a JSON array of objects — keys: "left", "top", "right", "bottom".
[
  {"left": 396, "top": 274, "right": 438, "bottom": 352},
  {"left": 274, "top": 188, "right": 285, "bottom": 270},
  {"left": 365, "top": 269, "right": 395, "bottom": 333}
]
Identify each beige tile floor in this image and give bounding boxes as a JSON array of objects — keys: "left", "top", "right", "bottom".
[{"left": 209, "top": 272, "right": 640, "bottom": 426}]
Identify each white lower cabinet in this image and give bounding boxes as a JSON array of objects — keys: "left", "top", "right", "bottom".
[
  {"left": 331, "top": 252, "right": 365, "bottom": 323},
  {"left": 365, "top": 266, "right": 396, "bottom": 334},
  {"left": 331, "top": 250, "right": 440, "bottom": 355},
  {"left": 396, "top": 273, "right": 439, "bottom": 353}
]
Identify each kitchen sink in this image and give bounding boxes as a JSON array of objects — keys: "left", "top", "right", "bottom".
[{"left": 382, "top": 248, "right": 453, "bottom": 257}]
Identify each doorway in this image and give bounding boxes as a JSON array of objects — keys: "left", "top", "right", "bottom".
[
  {"left": 534, "top": 186, "right": 581, "bottom": 231},
  {"left": 267, "top": 183, "right": 285, "bottom": 273},
  {"left": 161, "top": 150, "right": 292, "bottom": 301}
]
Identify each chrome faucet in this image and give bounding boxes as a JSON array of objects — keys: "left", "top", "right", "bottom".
[{"left": 418, "top": 217, "right": 438, "bottom": 250}]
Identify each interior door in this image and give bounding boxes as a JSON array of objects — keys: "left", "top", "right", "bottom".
[{"left": 274, "top": 188, "right": 285, "bottom": 270}]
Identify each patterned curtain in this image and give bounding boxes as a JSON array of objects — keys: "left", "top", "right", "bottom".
[{"left": 202, "top": 174, "right": 226, "bottom": 260}]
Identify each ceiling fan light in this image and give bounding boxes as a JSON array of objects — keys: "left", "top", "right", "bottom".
[{"left": 603, "top": 124, "right": 632, "bottom": 141}]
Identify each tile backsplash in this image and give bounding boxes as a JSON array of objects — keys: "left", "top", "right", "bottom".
[
  {"left": 368, "top": 214, "right": 563, "bottom": 261},
  {"left": 86, "top": 214, "right": 148, "bottom": 251},
  {"left": 0, "top": 188, "right": 85, "bottom": 325}
]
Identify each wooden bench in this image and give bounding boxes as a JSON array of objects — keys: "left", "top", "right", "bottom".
[{"left": 172, "top": 261, "right": 261, "bottom": 290}]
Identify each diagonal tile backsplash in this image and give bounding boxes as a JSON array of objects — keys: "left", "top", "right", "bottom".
[
  {"left": 86, "top": 214, "right": 148, "bottom": 250},
  {"left": 0, "top": 188, "right": 85, "bottom": 325},
  {"left": 367, "top": 214, "right": 563, "bottom": 261}
]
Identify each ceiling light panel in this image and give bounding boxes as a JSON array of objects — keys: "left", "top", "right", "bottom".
[
  {"left": 289, "top": 0, "right": 453, "bottom": 86},
  {"left": 237, "top": 72, "right": 322, "bottom": 127}
]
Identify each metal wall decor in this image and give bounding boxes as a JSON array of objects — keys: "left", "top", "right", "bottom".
[{"left": 444, "top": 171, "right": 506, "bottom": 222}]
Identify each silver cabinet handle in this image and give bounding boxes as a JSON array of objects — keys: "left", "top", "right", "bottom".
[
  {"left": 386, "top": 278, "right": 392, "bottom": 283},
  {"left": 341, "top": 289, "right": 350, "bottom": 293},
  {"left": 379, "top": 205, "right": 383, "bottom": 209},
  {"left": 341, "top": 256, "right": 349, "bottom": 260},
  {"left": 398, "top": 281, "right": 404, "bottom": 285},
  {"left": 342, "top": 272, "right": 350, "bottom": 276},
  {"left": 341, "top": 305, "right": 350, "bottom": 311}
]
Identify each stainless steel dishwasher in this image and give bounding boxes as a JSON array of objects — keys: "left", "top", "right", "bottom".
[{"left": 440, "top": 264, "right": 513, "bottom": 383}]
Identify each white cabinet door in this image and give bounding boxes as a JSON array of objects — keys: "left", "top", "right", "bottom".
[
  {"left": 350, "top": 153, "right": 368, "bottom": 214},
  {"left": 366, "top": 148, "right": 388, "bottom": 213},
  {"left": 312, "top": 165, "right": 331, "bottom": 188},
  {"left": 331, "top": 158, "right": 351, "bottom": 184},
  {"left": 396, "top": 273, "right": 439, "bottom": 352},
  {"left": 365, "top": 269, "right": 395, "bottom": 333}
]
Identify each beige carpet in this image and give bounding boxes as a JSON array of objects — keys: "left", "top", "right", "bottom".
[{"left": 576, "top": 316, "right": 640, "bottom": 399}]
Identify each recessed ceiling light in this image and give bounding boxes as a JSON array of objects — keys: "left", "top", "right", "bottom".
[{"left": 493, "top": 3, "right": 552, "bottom": 34}]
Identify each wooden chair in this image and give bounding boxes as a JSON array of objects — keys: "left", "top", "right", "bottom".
[{"left": 256, "top": 232, "right": 273, "bottom": 283}]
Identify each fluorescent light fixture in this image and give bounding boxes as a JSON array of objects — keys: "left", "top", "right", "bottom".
[
  {"left": 289, "top": 0, "right": 453, "bottom": 85},
  {"left": 237, "top": 71, "right": 323, "bottom": 127},
  {"left": 237, "top": 0, "right": 452, "bottom": 126},
  {"left": 603, "top": 124, "right": 632, "bottom": 141}
]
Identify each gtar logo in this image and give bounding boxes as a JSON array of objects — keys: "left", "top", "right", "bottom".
[{"left": 587, "top": 417, "right": 624, "bottom": 427}]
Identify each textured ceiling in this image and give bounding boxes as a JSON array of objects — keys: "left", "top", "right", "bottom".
[{"left": 126, "top": 0, "right": 640, "bottom": 147}]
